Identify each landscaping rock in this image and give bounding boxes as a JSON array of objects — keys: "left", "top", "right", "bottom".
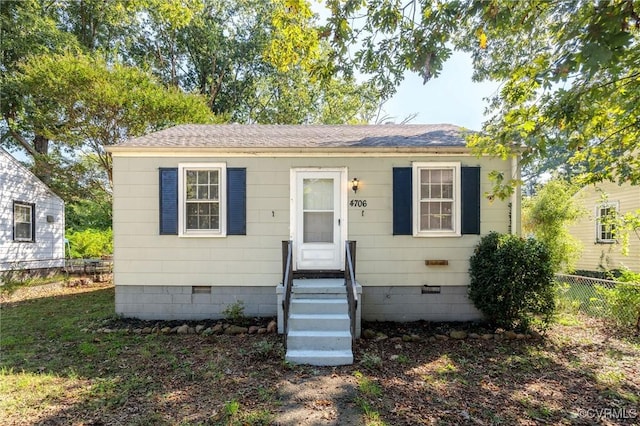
[
  {"left": 176, "top": 324, "right": 190, "bottom": 334},
  {"left": 435, "top": 334, "right": 449, "bottom": 341},
  {"left": 257, "top": 327, "right": 268, "bottom": 334},
  {"left": 363, "top": 329, "right": 377, "bottom": 339},
  {"left": 469, "top": 333, "right": 480, "bottom": 339},
  {"left": 402, "top": 334, "right": 420, "bottom": 342},
  {"left": 516, "top": 333, "right": 526, "bottom": 340},
  {"left": 504, "top": 331, "right": 517, "bottom": 340},
  {"left": 195, "top": 325, "right": 206, "bottom": 334},
  {"left": 142, "top": 327, "right": 153, "bottom": 334},
  {"left": 267, "top": 320, "right": 277, "bottom": 334},
  {"left": 161, "top": 327, "right": 172, "bottom": 334},
  {"left": 211, "top": 324, "right": 224, "bottom": 334},
  {"left": 481, "top": 333, "right": 494, "bottom": 340},
  {"left": 449, "top": 330, "right": 467, "bottom": 340},
  {"left": 248, "top": 326, "right": 259, "bottom": 334},
  {"left": 375, "top": 333, "right": 388, "bottom": 341},
  {"left": 133, "top": 328, "right": 142, "bottom": 334},
  {"left": 225, "top": 325, "right": 248, "bottom": 335}
]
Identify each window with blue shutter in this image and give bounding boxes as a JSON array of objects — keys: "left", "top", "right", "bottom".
[
  {"left": 159, "top": 166, "right": 246, "bottom": 236},
  {"left": 393, "top": 164, "right": 481, "bottom": 236}
]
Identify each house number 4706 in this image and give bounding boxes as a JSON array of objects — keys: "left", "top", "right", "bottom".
[{"left": 350, "top": 200, "right": 367, "bottom": 208}]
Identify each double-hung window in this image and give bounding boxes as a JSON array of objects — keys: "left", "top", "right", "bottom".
[
  {"left": 14, "top": 201, "right": 35, "bottom": 242},
  {"left": 596, "top": 202, "right": 617, "bottom": 243},
  {"left": 178, "top": 163, "right": 226, "bottom": 237},
  {"left": 413, "top": 162, "right": 461, "bottom": 237}
]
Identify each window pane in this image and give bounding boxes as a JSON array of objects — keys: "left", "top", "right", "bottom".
[
  {"left": 187, "top": 171, "right": 197, "bottom": 185},
  {"left": 209, "top": 171, "right": 218, "bottom": 184},
  {"left": 420, "top": 201, "right": 454, "bottom": 231},
  {"left": 210, "top": 185, "right": 219, "bottom": 201},
  {"left": 442, "top": 184, "right": 453, "bottom": 199},
  {"left": 186, "top": 202, "right": 219, "bottom": 231},
  {"left": 430, "top": 169, "right": 442, "bottom": 184},
  {"left": 197, "top": 185, "right": 209, "bottom": 199},
  {"left": 430, "top": 183, "right": 442, "bottom": 198},
  {"left": 197, "top": 171, "right": 208, "bottom": 184},
  {"left": 441, "top": 169, "right": 453, "bottom": 184},
  {"left": 303, "top": 179, "right": 333, "bottom": 210},
  {"left": 304, "top": 212, "right": 333, "bottom": 243},
  {"left": 16, "top": 222, "right": 31, "bottom": 239}
]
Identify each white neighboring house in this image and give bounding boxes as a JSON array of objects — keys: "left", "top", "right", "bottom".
[{"left": 0, "top": 147, "right": 65, "bottom": 273}]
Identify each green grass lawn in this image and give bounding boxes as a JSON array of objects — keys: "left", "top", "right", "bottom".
[{"left": 2, "top": 285, "right": 639, "bottom": 425}]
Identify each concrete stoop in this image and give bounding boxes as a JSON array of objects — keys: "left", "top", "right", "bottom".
[{"left": 284, "top": 279, "right": 354, "bottom": 366}]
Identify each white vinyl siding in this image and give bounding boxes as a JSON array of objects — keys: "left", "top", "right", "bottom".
[
  {"left": 178, "top": 163, "right": 226, "bottom": 237},
  {"left": 0, "top": 149, "right": 65, "bottom": 271},
  {"left": 112, "top": 155, "right": 511, "bottom": 287},
  {"left": 413, "top": 162, "right": 461, "bottom": 237}
]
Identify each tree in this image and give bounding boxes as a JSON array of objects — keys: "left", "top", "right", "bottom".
[
  {"left": 9, "top": 52, "right": 214, "bottom": 187},
  {"left": 325, "top": 0, "right": 640, "bottom": 195},
  {"left": 522, "top": 179, "right": 585, "bottom": 272}
]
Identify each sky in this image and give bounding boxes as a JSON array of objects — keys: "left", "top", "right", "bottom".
[{"left": 377, "top": 50, "right": 501, "bottom": 130}]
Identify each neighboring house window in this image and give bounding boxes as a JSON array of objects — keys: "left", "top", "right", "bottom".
[
  {"left": 13, "top": 201, "right": 35, "bottom": 242},
  {"left": 178, "top": 163, "right": 226, "bottom": 236},
  {"left": 412, "top": 162, "right": 461, "bottom": 237},
  {"left": 596, "top": 202, "right": 618, "bottom": 243}
]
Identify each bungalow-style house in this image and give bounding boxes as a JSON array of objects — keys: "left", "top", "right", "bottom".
[
  {"left": 0, "top": 147, "right": 65, "bottom": 275},
  {"left": 107, "top": 124, "right": 520, "bottom": 365},
  {"left": 568, "top": 181, "right": 640, "bottom": 273}
]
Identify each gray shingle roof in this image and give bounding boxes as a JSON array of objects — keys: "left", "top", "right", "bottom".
[{"left": 116, "top": 124, "right": 471, "bottom": 149}]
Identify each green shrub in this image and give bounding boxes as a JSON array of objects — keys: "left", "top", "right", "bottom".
[
  {"left": 66, "top": 228, "right": 113, "bottom": 258},
  {"left": 469, "top": 232, "right": 556, "bottom": 331},
  {"left": 596, "top": 270, "right": 640, "bottom": 330}
]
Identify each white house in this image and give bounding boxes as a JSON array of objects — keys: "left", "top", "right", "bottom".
[
  {"left": 0, "top": 147, "right": 65, "bottom": 274},
  {"left": 107, "top": 124, "right": 520, "bottom": 365}
]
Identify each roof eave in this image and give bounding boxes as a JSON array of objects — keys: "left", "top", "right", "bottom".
[{"left": 106, "top": 145, "right": 470, "bottom": 155}]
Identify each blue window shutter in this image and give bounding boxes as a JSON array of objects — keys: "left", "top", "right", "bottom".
[
  {"left": 227, "top": 168, "right": 246, "bottom": 235},
  {"left": 461, "top": 166, "right": 481, "bottom": 235},
  {"left": 393, "top": 167, "right": 412, "bottom": 235},
  {"left": 159, "top": 168, "right": 178, "bottom": 235}
]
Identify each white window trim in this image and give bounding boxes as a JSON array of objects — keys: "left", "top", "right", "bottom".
[
  {"left": 595, "top": 201, "right": 618, "bottom": 244},
  {"left": 178, "top": 163, "right": 227, "bottom": 237},
  {"left": 14, "top": 201, "right": 34, "bottom": 242},
  {"left": 412, "top": 162, "right": 461, "bottom": 237}
]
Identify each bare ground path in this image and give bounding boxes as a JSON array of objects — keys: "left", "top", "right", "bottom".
[{"left": 274, "top": 373, "right": 362, "bottom": 425}]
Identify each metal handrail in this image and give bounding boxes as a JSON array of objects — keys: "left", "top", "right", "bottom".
[
  {"left": 282, "top": 240, "right": 294, "bottom": 347},
  {"left": 344, "top": 240, "right": 358, "bottom": 343}
]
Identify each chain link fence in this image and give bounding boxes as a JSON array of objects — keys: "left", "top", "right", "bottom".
[{"left": 556, "top": 274, "right": 640, "bottom": 330}]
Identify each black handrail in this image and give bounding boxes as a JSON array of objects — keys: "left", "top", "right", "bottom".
[
  {"left": 282, "top": 240, "right": 294, "bottom": 347},
  {"left": 344, "top": 240, "right": 358, "bottom": 344}
]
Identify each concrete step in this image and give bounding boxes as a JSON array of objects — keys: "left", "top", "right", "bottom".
[
  {"left": 288, "top": 313, "right": 350, "bottom": 331},
  {"left": 292, "top": 279, "right": 346, "bottom": 296},
  {"left": 290, "top": 298, "right": 348, "bottom": 315},
  {"left": 287, "top": 330, "right": 352, "bottom": 351},
  {"left": 285, "top": 349, "right": 353, "bottom": 366}
]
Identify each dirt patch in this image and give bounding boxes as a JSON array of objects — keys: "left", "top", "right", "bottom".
[{"left": 275, "top": 373, "right": 362, "bottom": 425}]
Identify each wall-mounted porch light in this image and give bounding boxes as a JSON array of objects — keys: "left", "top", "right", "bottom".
[{"left": 351, "top": 178, "right": 359, "bottom": 193}]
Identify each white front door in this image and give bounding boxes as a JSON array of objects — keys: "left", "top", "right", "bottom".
[{"left": 292, "top": 169, "right": 346, "bottom": 270}]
